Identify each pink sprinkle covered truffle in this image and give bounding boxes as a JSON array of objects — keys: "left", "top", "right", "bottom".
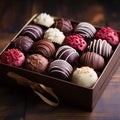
[
  {"left": 65, "top": 34, "right": 87, "bottom": 51},
  {"left": 95, "top": 27, "right": 119, "bottom": 46},
  {"left": 0, "top": 48, "right": 25, "bottom": 67}
]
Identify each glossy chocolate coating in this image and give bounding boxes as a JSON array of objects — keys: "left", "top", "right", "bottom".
[
  {"left": 80, "top": 52, "right": 105, "bottom": 70},
  {"left": 55, "top": 45, "right": 79, "bottom": 65},
  {"left": 11, "top": 36, "right": 34, "bottom": 53},
  {"left": 54, "top": 18, "right": 73, "bottom": 34},
  {"left": 48, "top": 59, "right": 73, "bottom": 80},
  {"left": 21, "top": 24, "right": 43, "bottom": 41},
  {"left": 33, "top": 39, "right": 56, "bottom": 58}
]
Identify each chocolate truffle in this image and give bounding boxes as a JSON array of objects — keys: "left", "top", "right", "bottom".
[
  {"left": 54, "top": 18, "right": 73, "bottom": 34},
  {"left": 88, "top": 39, "right": 112, "bottom": 58},
  {"left": 34, "top": 13, "right": 55, "bottom": 27},
  {"left": 0, "top": 48, "right": 25, "bottom": 67},
  {"left": 80, "top": 52, "right": 105, "bottom": 70},
  {"left": 71, "top": 66, "right": 98, "bottom": 88},
  {"left": 75, "top": 22, "right": 96, "bottom": 39},
  {"left": 11, "top": 36, "right": 34, "bottom": 53},
  {"left": 48, "top": 59, "right": 73, "bottom": 80},
  {"left": 44, "top": 28, "right": 65, "bottom": 45},
  {"left": 32, "top": 39, "right": 56, "bottom": 58},
  {"left": 21, "top": 24, "right": 43, "bottom": 41},
  {"left": 55, "top": 45, "right": 79, "bottom": 65},
  {"left": 25, "top": 54, "right": 48, "bottom": 73},
  {"left": 95, "top": 27, "right": 119, "bottom": 46},
  {"left": 65, "top": 34, "right": 87, "bottom": 51}
]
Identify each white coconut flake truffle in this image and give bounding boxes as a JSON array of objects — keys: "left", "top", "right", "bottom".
[
  {"left": 34, "top": 13, "right": 55, "bottom": 27},
  {"left": 44, "top": 28, "right": 65, "bottom": 45},
  {"left": 71, "top": 66, "right": 98, "bottom": 88}
]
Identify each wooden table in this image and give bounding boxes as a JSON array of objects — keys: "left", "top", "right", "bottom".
[{"left": 0, "top": 0, "right": 120, "bottom": 119}]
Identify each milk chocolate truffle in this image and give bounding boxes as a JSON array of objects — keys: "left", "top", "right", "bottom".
[
  {"left": 80, "top": 52, "right": 105, "bottom": 70},
  {"left": 0, "top": 48, "right": 25, "bottom": 67},
  {"left": 44, "top": 28, "right": 65, "bottom": 45},
  {"left": 55, "top": 45, "right": 79, "bottom": 65},
  {"left": 71, "top": 66, "right": 98, "bottom": 88},
  {"left": 75, "top": 22, "right": 96, "bottom": 39},
  {"left": 54, "top": 18, "right": 73, "bottom": 34},
  {"left": 21, "top": 24, "right": 43, "bottom": 41},
  {"left": 48, "top": 59, "right": 73, "bottom": 80},
  {"left": 25, "top": 54, "right": 48, "bottom": 73},
  {"left": 11, "top": 36, "right": 34, "bottom": 53},
  {"left": 34, "top": 13, "right": 55, "bottom": 27},
  {"left": 32, "top": 39, "right": 56, "bottom": 58},
  {"left": 88, "top": 39, "right": 112, "bottom": 58}
]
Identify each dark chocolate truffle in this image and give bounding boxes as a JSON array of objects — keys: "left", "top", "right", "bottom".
[
  {"left": 80, "top": 52, "right": 105, "bottom": 70},
  {"left": 75, "top": 22, "right": 96, "bottom": 39},
  {"left": 54, "top": 18, "right": 73, "bottom": 34},
  {"left": 33, "top": 39, "right": 56, "bottom": 58},
  {"left": 21, "top": 24, "right": 43, "bottom": 41},
  {"left": 25, "top": 54, "right": 48, "bottom": 73},
  {"left": 11, "top": 36, "right": 34, "bottom": 53},
  {"left": 48, "top": 59, "right": 73, "bottom": 80},
  {"left": 55, "top": 45, "right": 79, "bottom": 65}
]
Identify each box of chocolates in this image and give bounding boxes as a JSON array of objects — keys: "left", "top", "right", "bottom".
[{"left": 0, "top": 13, "right": 120, "bottom": 111}]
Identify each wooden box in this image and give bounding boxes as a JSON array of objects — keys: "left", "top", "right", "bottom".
[{"left": 0, "top": 14, "right": 120, "bottom": 111}]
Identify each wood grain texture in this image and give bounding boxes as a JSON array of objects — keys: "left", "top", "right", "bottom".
[{"left": 0, "top": 0, "right": 120, "bottom": 120}]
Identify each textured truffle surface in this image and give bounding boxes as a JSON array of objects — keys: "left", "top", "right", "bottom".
[
  {"left": 0, "top": 48, "right": 25, "bottom": 67},
  {"left": 25, "top": 54, "right": 48, "bottom": 73},
  {"left": 34, "top": 13, "right": 54, "bottom": 27},
  {"left": 95, "top": 27, "right": 119, "bottom": 46},
  {"left": 65, "top": 34, "right": 87, "bottom": 51},
  {"left": 44, "top": 28, "right": 65, "bottom": 45},
  {"left": 71, "top": 66, "right": 98, "bottom": 88}
]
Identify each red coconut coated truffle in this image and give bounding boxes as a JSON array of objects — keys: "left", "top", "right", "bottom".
[
  {"left": 0, "top": 48, "right": 25, "bottom": 67},
  {"left": 65, "top": 34, "right": 87, "bottom": 51},
  {"left": 95, "top": 27, "right": 119, "bottom": 46}
]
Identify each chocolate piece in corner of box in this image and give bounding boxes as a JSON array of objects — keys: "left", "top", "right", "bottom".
[{"left": 0, "top": 12, "right": 120, "bottom": 111}]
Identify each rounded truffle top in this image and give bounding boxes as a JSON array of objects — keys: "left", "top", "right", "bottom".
[
  {"left": 34, "top": 13, "right": 55, "bottom": 27},
  {"left": 65, "top": 34, "right": 87, "bottom": 51},
  {"left": 0, "top": 48, "right": 25, "bottom": 67},
  {"left": 55, "top": 45, "right": 79, "bottom": 65},
  {"left": 33, "top": 39, "right": 56, "bottom": 58},
  {"left": 21, "top": 24, "right": 43, "bottom": 41},
  {"left": 48, "top": 59, "right": 73, "bottom": 80},
  {"left": 95, "top": 27, "right": 119, "bottom": 46},
  {"left": 71, "top": 66, "right": 98, "bottom": 88},
  {"left": 44, "top": 28, "right": 65, "bottom": 45},
  {"left": 11, "top": 36, "right": 34, "bottom": 53},
  {"left": 54, "top": 18, "right": 73, "bottom": 34},
  {"left": 75, "top": 22, "right": 96, "bottom": 39},
  {"left": 80, "top": 52, "right": 105, "bottom": 70},
  {"left": 25, "top": 54, "right": 48, "bottom": 73}
]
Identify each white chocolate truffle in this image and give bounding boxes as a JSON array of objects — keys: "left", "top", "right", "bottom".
[
  {"left": 44, "top": 28, "right": 65, "bottom": 45},
  {"left": 34, "top": 13, "right": 54, "bottom": 27},
  {"left": 71, "top": 66, "right": 98, "bottom": 88}
]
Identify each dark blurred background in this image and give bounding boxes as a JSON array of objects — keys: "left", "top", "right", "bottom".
[{"left": 0, "top": 0, "right": 120, "bottom": 33}]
